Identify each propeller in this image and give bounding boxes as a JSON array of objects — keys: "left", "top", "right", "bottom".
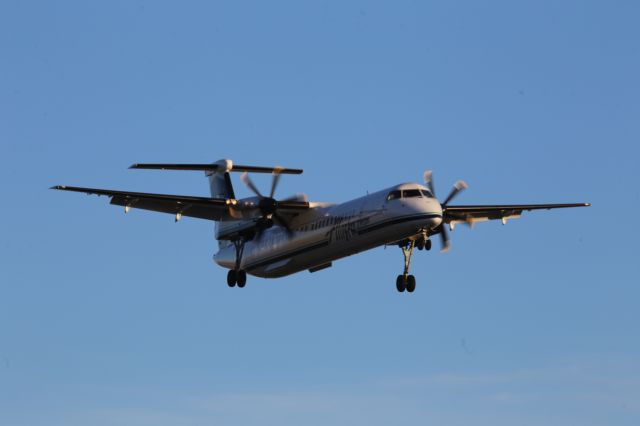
[
  {"left": 240, "top": 169, "right": 294, "bottom": 238},
  {"left": 424, "top": 171, "right": 468, "bottom": 252}
]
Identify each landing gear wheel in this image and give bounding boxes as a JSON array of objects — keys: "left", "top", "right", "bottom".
[
  {"left": 236, "top": 270, "right": 247, "bottom": 288},
  {"left": 227, "top": 270, "right": 237, "bottom": 287},
  {"left": 406, "top": 275, "right": 416, "bottom": 293},
  {"left": 229, "top": 239, "right": 246, "bottom": 288},
  {"left": 425, "top": 239, "right": 432, "bottom": 251},
  {"left": 396, "top": 275, "right": 406, "bottom": 292}
]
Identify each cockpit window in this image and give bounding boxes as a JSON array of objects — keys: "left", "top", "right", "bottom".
[
  {"left": 402, "top": 189, "right": 422, "bottom": 198},
  {"left": 386, "top": 190, "right": 401, "bottom": 201},
  {"left": 420, "top": 189, "right": 434, "bottom": 198}
]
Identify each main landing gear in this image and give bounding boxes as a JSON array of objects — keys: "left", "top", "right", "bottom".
[
  {"left": 227, "top": 239, "right": 247, "bottom": 288},
  {"left": 396, "top": 273, "right": 416, "bottom": 293},
  {"left": 227, "top": 269, "right": 246, "bottom": 288},
  {"left": 395, "top": 239, "right": 425, "bottom": 293}
]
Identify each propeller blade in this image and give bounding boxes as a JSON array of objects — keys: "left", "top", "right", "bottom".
[
  {"left": 442, "top": 180, "right": 468, "bottom": 206},
  {"left": 423, "top": 170, "right": 436, "bottom": 197},
  {"left": 273, "top": 212, "right": 294, "bottom": 236},
  {"left": 269, "top": 168, "right": 283, "bottom": 198},
  {"left": 439, "top": 224, "right": 451, "bottom": 253},
  {"left": 240, "top": 172, "right": 264, "bottom": 198}
]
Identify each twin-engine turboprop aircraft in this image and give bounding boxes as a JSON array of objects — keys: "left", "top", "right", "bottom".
[{"left": 53, "top": 159, "right": 589, "bottom": 293}]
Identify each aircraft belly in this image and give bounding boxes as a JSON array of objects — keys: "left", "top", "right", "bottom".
[
  {"left": 213, "top": 245, "right": 235, "bottom": 269},
  {"left": 247, "top": 215, "right": 430, "bottom": 278}
]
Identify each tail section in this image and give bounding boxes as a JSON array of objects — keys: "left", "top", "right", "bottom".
[
  {"left": 206, "top": 160, "right": 235, "bottom": 245},
  {"left": 207, "top": 159, "right": 236, "bottom": 199},
  {"left": 128, "top": 159, "right": 304, "bottom": 240}
]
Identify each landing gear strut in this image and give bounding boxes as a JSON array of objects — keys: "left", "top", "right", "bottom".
[
  {"left": 396, "top": 240, "right": 417, "bottom": 293},
  {"left": 227, "top": 239, "right": 247, "bottom": 288}
]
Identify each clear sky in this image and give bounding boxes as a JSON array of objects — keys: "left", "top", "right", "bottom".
[{"left": 1, "top": 1, "right": 639, "bottom": 425}]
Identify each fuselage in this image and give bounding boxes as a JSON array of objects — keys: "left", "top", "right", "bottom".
[{"left": 213, "top": 183, "right": 443, "bottom": 278}]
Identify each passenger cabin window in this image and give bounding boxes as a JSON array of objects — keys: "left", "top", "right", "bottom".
[
  {"left": 386, "top": 190, "right": 401, "bottom": 201},
  {"left": 402, "top": 189, "right": 422, "bottom": 198}
]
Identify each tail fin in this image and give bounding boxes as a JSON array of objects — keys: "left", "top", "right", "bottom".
[
  {"left": 206, "top": 159, "right": 235, "bottom": 199},
  {"left": 206, "top": 160, "right": 235, "bottom": 244}
]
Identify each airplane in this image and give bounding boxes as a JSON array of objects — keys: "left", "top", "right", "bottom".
[{"left": 52, "top": 159, "right": 590, "bottom": 293}]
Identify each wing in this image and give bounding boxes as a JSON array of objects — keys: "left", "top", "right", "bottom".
[
  {"left": 444, "top": 203, "right": 590, "bottom": 225},
  {"left": 52, "top": 185, "right": 233, "bottom": 220},
  {"left": 52, "top": 185, "right": 310, "bottom": 221}
]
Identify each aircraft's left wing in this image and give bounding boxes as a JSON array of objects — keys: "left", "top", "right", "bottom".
[{"left": 444, "top": 203, "right": 590, "bottom": 225}]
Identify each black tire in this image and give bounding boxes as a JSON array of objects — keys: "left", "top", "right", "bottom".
[
  {"left": 237, "top": 270, "right": 247, "bottom": 288},
  {"left": 406, "top": 275, "right": 416, "bottom": 293},
  {"left": 227, "top": 270, "right": 237, "bottom": 287},
  {"left": 396, "top": 275, "right": 406, "bottom": 292},
  {"left": 425, "top": 239, "right": 432, "bottom": 251}
]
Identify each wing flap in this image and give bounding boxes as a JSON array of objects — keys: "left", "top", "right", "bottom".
[{"left": 109, "top": 196, "right": 223, "bottom": 220}]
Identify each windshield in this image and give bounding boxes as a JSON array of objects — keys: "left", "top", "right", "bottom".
[
  {"left": 387, "top": 188, "right": 432, "bottom": 200},
  {"left": 403, "top": 189, "right": 422, "bottom": 198}
]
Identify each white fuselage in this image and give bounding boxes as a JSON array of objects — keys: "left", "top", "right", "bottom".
[{"left": 214, "top": 183, "right": 443, "bottom": 278}]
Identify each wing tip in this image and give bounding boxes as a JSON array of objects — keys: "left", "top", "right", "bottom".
[{"left": 51, "top": 185, "right": 65, "bottom": 190}]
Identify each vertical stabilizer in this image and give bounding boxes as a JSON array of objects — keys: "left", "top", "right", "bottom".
[
  {"left": 207, "top": 159, "right": 235, "bottom": 244},
  {"left": 207, "top": 159, "right": 236, "bottom": 199}
]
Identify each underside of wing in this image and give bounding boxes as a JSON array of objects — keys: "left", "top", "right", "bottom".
[
  {"left": 52, "top": 185, "right": 311, "bottom": 222},
  {"left": 444, "top": 203, "right": 590, "bottom": 225},
  {"left": 52, "top": 185, "right": 235, "bottom": 221}
]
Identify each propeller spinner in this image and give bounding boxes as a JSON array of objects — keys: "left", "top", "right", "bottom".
[{"left": 240, "top": 169, "right": 295, "bottom": 238}]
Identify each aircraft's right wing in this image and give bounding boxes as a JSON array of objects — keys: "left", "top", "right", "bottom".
[
  {"left": 52, "top": 185, "right": 235, "bottom": 220},
  {"left": 52, "top": 185, "right": 311, "bottom": 221}
]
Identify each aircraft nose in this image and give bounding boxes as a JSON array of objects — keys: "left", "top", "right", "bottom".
[{"left": 427, "top": 200, "right": 443, "bottom": 230}]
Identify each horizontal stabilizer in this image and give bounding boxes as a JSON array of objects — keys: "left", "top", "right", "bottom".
[{"left": 129, "top": 163, "right": 303, "bottom": 174}]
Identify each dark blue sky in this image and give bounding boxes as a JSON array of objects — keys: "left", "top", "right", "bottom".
[{"left": 1, "top": 1, "right": 638, "bottom": 425}]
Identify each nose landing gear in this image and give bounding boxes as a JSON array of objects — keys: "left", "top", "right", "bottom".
[
  {"left": 416, "top": 231, "right": 432, "bottom": 251},
  {"left": 416, "top": 237, "right": 432, "bottom": 251},
  {"left": 396, "top": 240, "right": 417, "bottom": 293}
]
